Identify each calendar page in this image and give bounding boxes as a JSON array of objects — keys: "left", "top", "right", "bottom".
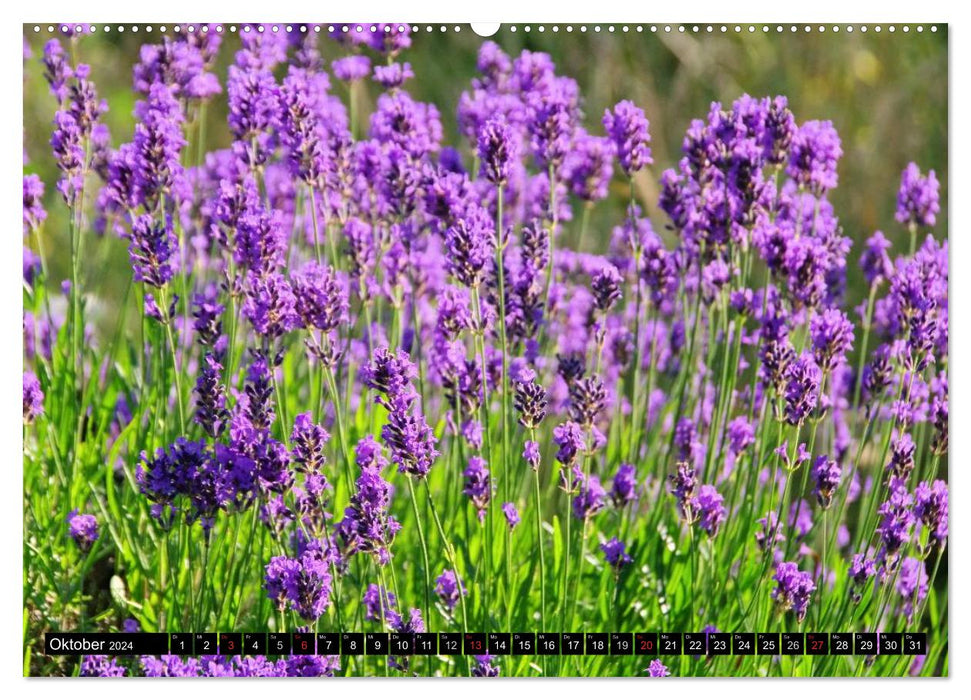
[{"left": 21, "top": 21, "right": 948, "bottom": 678}]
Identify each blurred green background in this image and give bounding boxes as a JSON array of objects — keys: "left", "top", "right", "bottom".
[{"left": 23, "top": 25, "right": 947, "bottom": 328}]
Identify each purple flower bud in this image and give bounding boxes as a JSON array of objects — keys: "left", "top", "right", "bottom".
[
  {"left": 434, "top": 569, "right": 466, "bottom": 613},
  {"left": 772, "top": 561, "right": 815, "bottom": 622},
  {"left": 896, "top": 162, "right": 940, "bottom": 228},
  {"left": 601, "top": 537, "right": 632, "bottom": 571},
  {"left": 463, "top": 456, "right": 491, "bottom": 521},
  {"left": 67, "top": 509, "right": 99, "bottom": 551},
  {"left": 810, "top": 455, "right": 842, "bottom": 509},
  {"left": 502, "top": 502, "right": 520, "bottom": 530},
  {"left": 603, "top": 100, "right": 652, "bottom": 176},
  {"left": 23, "top": 371, "right": 44, "bottom": 424},
  {"left": 477, "top": 116, "right": 518, "bottom": 186}
]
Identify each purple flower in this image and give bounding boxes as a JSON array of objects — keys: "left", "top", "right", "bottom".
[
  {"left": 887, "top": 432, "right": 916, "bottom": 480},
  {"left": 363, "top": 348, "right": 439, "bottom": 478},
  {"left": 362, "top": 583, "right": 397, "bottom": 622},
  {"left": 463, "top": 456, "right": 492, "bottom": 521},
  {"left": 591, "top": 264, "right": 623, "bottom": 311},
  {"left": 502, "top": 502, "right": 520, "bottom": 530},
  {"left": 434, "top": 569, "right": 466, "bottom": 613},
  {"left": 266, "top": 544, "right": 332, "bottom": 621},
  {"left": 564, "top": 132, "right": 614, "bottom": 201},
  {"left": 897, "top": 557, "right": 929, "bottom": 622},
  {"left": 67, "top": 510, "right": 99, "bottom": 551},
  {"left": 914, "top": 480, "right": 948, "bottom": 553},
  {"left": 42, "top": 39, "right": 72, "bottom": 102},
  {"left": 669, "top": 461, "right": 698, "bottom": 522},
  {"left": 572, "top": 473, "right": 606, "bottom": 520},
  {"left": 242, "top": 271, "right": 299, "bottom": 339},
  {"left": 603, "top": 100, "right": 652, "bottom": 176},
  {"left": 133, "top": 83, "right": 187, "bottom": 205},
  {"left": 523, "top": 440, "right": 541, "bottom": 471},
  {"left": 787, "top": 120, "right": 842, "bottom": 195},
  {"left": 332, "top": 56, "right": 372, "bottom": 82},
  {"left": 444, "top": 205, "right": 494, "bottom": 288},
  {"left": 373, "top": 62, "right": 414, "bottom": 89},
  {"left": 772, "top": 561, "right": 815, "bottom": 622},
  {"left": 755, "top": 512, "right": 785, "bottom": 552},
  {"left": 128, "top": 214, "right": 178, "bottom": 289},
  {"left": 290, "top": 413, "right": 330, "bottom": 474},
  {"left": 849, "top": 553, "right": 877, "bottom": 602},
  {"left": 553, "top": 421, "right": 585, "bottom": 465},
  {"left": 896, "top": 162, "right": 940, "bottom": 228},
  {"left": 194, "top": 354, "right": 228, "bottom": 439},
  {"left": 727, "top": 417, "right": 755, "bottom": 455},
  {"left": 783, "top": 352, "right": 822, "bottom": 426},
  {"left": 810, "top": 455, "right": 842, "bottom": 509},
  {"left": 646, "top": 659, "right": 670, "bottom": 677},
  {"left": 569, "top": 376, "right": 606, "bottom": 427},
  {"left": 477, "top": 116, "right": 518, "bottom": 185},
  {"left": 860, "top": 231, "right": 894, "bottom": 286},
  {"left": 23, "top": 371, "right": 44, "bottom": 424},
  {"left": 291, "top": 261, "right": 348, "bottom": 333},
  {"left": 810, "top": 308, "right": 854, "bottom": 372},
  {"left": 514, "top": 370, "right": 549, "bottom": 429},
  {"left": 336, "top": 436, "right": 400, "bottom": 565},
  {"left": 610, "top": 463, "right": 637, "bottom": 508},
  {"left": 601, "top": 537, "right": 632, "bottom": 571},
  {"left": 525, "top": 77, "right": 578, "bottom": 172},
  {"left": 472, "top": 654, "right": 500, "bottom": 677},
  {"left": 80, "top": 655, "right": 127, "bottom": 677},
  {"left": 23, "top": 175, "right": 46, "bottom": 233},
  {"left": 876, "top": 478, "right": 915, "bottom": 563},
  {"left": 693, "top": 485, "right": 726, "bottom": 537}
]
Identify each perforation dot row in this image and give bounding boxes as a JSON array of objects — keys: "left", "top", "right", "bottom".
[{"left": 30, "top": 24, "right": 940, "bottom": 35}]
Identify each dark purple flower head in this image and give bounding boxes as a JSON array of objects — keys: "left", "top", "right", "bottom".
[
  {"left": 553, "top": 421, "right": 585, "bottom": 465},
  {"left": 569, "top": 376, "right": 606, "bottom": 427},
  {"left": 290, "top": 413, "right": 330, "bottom": 474},
  {"left": 896, "top": 162, "right": 940, "bottom": 228},
  {"left": 772, "top": 561, "right": 815, "bottom": 622},
  {"left": 601, "top": 537, "right": 632, "bottom": 571},
  {"left": 727, "top": 417, "right": 755, "bottom": 455},
  {"left": 513, "top": 370, "right": 549, "bottom": 429},
  {"left": 291, "top": 261, "right": 348, "bottom": 333},
  {"left": 336, "top": 437, "right": 400, "bottom": 565},
  {"left": 463, "top": 456, "right": 492, "bottom": 521},
  {"left": 914, "top": 479, "right": 948, "bottom": 553},
  {"left": 242, "top": 271, "right": 299, "bottom": 339},
  {"left": 810, "top": 455, "right": 842, "bottom": 509},
  {"left": 434, "top": 569, "right": 466, "bottom": 613},
  {"left": 477, "top": 116, "right": 518, "bottom": 186},
  {"left": 128, "top": 213, "right": 178, "bottom": 289},
  {"left": 669, "top": 461, "right": 698, "bottom": 522},
  {"left": 783, "top": 352, "right": 822, "bottom": 426},
  {"left": 444, "top": 205, "right": 494, "bottom": 288},
  {"left": 810, "top": 308, "right": 854, "bottom": 372},
  {"left": 194, "top": 353, "right": 228, "bottom": 439},
  {"left": 592, "top": 264, "right": 623, "bottom": 312},
  {"left": 886, "top": 432, "right": 916, "bottom": 481},
  {"left": 693, "top": 485, "right": 726, "bottom": 537},
  {"left": 133, "top": 83, "right": 187, "bottom": 205},
  {"left": 50, "top": 110, "right": 85, "bottom": 205},
  {"left": 849, "top": 553, "right": 877, "bottom": 600},
  {"left": 67, "top": 510, "right": 99, "bottom": 551},
  {"left": 502, "top": 502, "right": 521, "bottom": 530},
  {"left": 610, "top": 463, "right": 637, "bottom": 508},
  {"left": 787, "top": 120, "right": 841, "bottom": 195},
  {"left": 23, "top": 371, "right": 44, "bottom": 424},
  {"left": 603, "top": 100, "right": 652, "bottom": 176},
  {"left": 370, "top": 90, "right": 442, "bottom": 160},
  {"left": 264, "top": 545, "right": 332, "bottom": 621}
]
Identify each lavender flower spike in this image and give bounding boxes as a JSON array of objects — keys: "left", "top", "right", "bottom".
[{"left": 603, "top": 100, "right": 652, "bottom": 176}]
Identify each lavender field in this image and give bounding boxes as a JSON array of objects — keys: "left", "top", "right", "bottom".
[{"left": 22, "top": 23, "right": 948, "bottom": 677}]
